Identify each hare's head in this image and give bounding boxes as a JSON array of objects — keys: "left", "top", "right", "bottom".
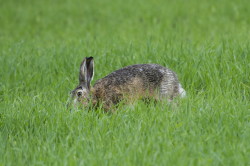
[{"left": 70, "top": 57, "right": 94, "bottom": 107}]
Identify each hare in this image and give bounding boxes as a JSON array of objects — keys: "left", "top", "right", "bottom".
[{"left": 69, "top": 57, "right": 186, "bottom": 110}]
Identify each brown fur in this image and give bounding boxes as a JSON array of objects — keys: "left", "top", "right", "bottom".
[{"left": 91, "top": 77, "right": 161, "bottom": 110}]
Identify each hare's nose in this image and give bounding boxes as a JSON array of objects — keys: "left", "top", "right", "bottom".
[{"left": 77, "top": 91, "right": 82, "bottom": 97}]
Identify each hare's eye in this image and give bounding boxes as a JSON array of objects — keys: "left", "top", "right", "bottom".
[{"left": 77, "top": 91, "right": 82, "bottom": 97}]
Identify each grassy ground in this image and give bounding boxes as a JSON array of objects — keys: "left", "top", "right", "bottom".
[{"left": 0, "top": 0, "right": 250, "bottom": 165}]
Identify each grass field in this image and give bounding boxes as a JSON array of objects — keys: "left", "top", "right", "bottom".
[{"left": 0, "top": 0, "right": 250, "bottom": 165}]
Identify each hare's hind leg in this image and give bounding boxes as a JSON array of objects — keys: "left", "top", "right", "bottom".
[
  {"left": 159, "top": 83, "right": 186, "bottom": 101},
  {"left": 159, "top": 77, "right": 176, "bottom": 101}
]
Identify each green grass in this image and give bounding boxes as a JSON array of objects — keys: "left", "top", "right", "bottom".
[{"left": 0, "top": 0, "right": 250, "bottom": 165}]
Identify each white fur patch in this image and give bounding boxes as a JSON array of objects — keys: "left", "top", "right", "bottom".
[
  {"left": 91, "top": 61, "right": 94, "bottom": 81},
  {"left": 178, "top": 84, "right": 186, "bottom": 98}
]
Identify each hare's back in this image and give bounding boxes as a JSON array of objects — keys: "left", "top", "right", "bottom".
[{"left": 93, "top": 64, "right": 177, "bottom": 91}]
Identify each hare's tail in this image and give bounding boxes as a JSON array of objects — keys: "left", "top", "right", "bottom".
[{"left": 178, "top": 84, "right": 186, "bottom": 98}]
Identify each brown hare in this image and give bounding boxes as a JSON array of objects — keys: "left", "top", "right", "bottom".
[{"left": 69, "top": 57, "right": 186, "bottom": 111}]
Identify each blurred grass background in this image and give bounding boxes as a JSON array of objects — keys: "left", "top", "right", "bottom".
[{"left": 0, "top": 0, "right": 249, "bottom": 165}]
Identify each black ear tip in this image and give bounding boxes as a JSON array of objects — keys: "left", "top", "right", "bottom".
[
  {"left": 85, "top": 57, "right": 94, "bottom": 64},
  {"left": 86, "top": 57, "right": 94, "bottom": 60}
]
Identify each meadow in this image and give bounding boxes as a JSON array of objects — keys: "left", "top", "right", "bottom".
[{"left": 0, "top": 0, "right": 249, "bottom": 165}]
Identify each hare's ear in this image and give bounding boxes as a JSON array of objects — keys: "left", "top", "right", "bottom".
[{"left": 79, "top": 57, "right": 94, "bottom": 89}]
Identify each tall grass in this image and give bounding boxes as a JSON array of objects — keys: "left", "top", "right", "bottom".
[{"left": 0, "top": 0, "right": 249, "bottom": 165}]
